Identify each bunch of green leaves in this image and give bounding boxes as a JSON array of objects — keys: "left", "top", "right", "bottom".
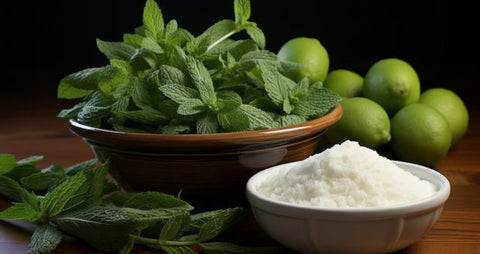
[
  {"left": 0, "top": 154, "right": 288, "bottom": 254},
  {"left": 57, "top": 0, "right": 340, "bottom": 134}
]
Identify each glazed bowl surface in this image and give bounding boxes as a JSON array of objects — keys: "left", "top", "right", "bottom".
[{"left": 70, "top": 104, "right": 342, "bottom": 208}]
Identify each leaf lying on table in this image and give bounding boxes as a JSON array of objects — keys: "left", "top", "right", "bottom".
[
  {"left": 0, "top": 154, "right": 289, "bottom": 254},
  {"left": 56, "top": 0, "right": 340, "bottom": 134}
]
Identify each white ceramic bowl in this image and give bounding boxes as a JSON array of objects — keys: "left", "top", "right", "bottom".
[{"left": 246, "top": 160, "right": 450, "bottom": 254}]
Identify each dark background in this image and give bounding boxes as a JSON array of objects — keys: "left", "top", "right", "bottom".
[{"left": 1, "top": 0, "right": 479, "bottom": 108}]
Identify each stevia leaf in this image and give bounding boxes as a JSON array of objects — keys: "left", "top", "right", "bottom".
[
  {"left": 0, "top": 154, "right": 16, "bottom": 175},
  {"left": 143, "top": 0, "right": 164, "bottom": 40},
  {"left": 159, "top": 84, "right": 201, "bottom": 104},
  {"left": 28, "top": 224, "right": 62, "bottom": 254},
  {"left": 245, "top": 22, "right": 265, "bottom": 49},
  {"left": 141, "top": 37, "right": 164, "bottom": 54},
  {"left": 292, "top": 87, "right": 341, "bottom": 117},
  {"left": 158, "top": 65, "right": 188, "bottom": 86},
  {"left": 123, "top": 33, "right": 144, "bottom": 47},
  {"left": 0, "top": 202, "right": 41, "bottom": 221},
  {"left": 239, "top": 104, "right": 278, "bottom": 129},
  {"left": 185, "top": 55, "right": 217, "bottom": 105},
  {"left": 177, "top": 99, "right": 206, "bottom": 115},
  {"left": 159, "top": 212, "right": 191, "bottom": 240},
  {"left": 234, "top": 0, "right": 251, "bottom": 26},
  {"left": 196, "top": 113, "right": 218, "bottom": 134},
  {"left": 200, "top": 242, "right": 289, "bottom": 254},
  {"left": 64, "top": 159, "right": 98, "bottom": 176},
  {"left": 96, "top": 39, "right": 136, "bottom": 61},
  {"left": 217, "top": 109, "right": 249, "bottom": 132},
  {"left": 196, "top": 208, "right": 245, "bottom": 242}
]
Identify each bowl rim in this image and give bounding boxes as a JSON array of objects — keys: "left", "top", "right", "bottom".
[
  {"left": 69, "top": 104, "right": 342, "bottom": 142},
  {"left": 246, "top": 160, "right": 451, "bottom": 219}
]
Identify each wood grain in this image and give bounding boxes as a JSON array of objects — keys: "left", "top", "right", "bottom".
[{"left": 1, "top": 102, "right": 479, "bottom": 253}]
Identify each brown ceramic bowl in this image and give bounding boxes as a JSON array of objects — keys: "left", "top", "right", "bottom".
[{"left": 69, "top": 104, "right": 342, "bottom": 209}]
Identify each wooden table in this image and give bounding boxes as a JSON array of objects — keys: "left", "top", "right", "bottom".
[{"left": 1, "top": 101, "right": 479, "bottom": 254}]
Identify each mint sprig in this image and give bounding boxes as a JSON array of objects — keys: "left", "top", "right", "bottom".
[
  {"left": 0, "top": 154, "right": 287, "bottom": 254},
  {"left": 57, "top": 0, "right": 340, "bottom": 134}
]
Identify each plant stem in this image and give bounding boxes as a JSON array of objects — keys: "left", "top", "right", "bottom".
[
  {"left": 206, "top": 30, "right": 237, "bottom": 52},
  {"left": 129, "top": 234, "right": 197, "bottom": 247}
]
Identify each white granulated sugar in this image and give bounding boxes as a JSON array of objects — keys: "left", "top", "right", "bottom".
[{"left": 256, "top": 140, "right": 437, "bottom": 208}]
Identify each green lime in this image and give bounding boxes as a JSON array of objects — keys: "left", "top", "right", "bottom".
[
  {"left": 391, "top": 103, "right": 452, "bottom": 167},
  {"left": 420, "top": 88, "right": 469, "bottom": 145},
  {"left": 326, "top": 97, "right": 391, "bottom": 149},
  {"left": 324, "top": 69, "right": 364, "bottom": 97},
  {"left": 363, "top": 58, "right": 420, "bottom": 115},
  {"left": 277, "top": 37, "right": 329, "bottom": 83}
]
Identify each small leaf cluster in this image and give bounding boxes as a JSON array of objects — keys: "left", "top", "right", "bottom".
[
  {"left": 0, "top": 154, "right": 288, "bottom": 254},
  {"left": 57, "top": 0, "right": 340, "bottom": 134}
]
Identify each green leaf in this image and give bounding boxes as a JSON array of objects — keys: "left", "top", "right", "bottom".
[
  {"left": 0, "top": 176, "right": 39, "bottom": 205},
  {"left": 0, "top": 202, "right": 42, "bottom": 221},
  {"left": 158, "top": 65, "right": 188, "bottom": 86},
  {"left": 113, "top": 110, "right": 167, "bottom": 126},
  {"left": 292, "top": 87, "right": 341, "bottom": 117},
  {"left": 200, "top": 242, "right": 289, "bottom": 254},
  {"left": 118, "top": 192, "right": 193, "bottom": 211},
  {"left": 279, "top": 114, "right": 306, "bottom": 127},
  {"left": 64, "top": 159, "right": 98, "bottom": 176},
  {"left": 57, "top": 102, "right": 87, "bottom": 119},
  {"left": 161, "top": 246, "right": 197, "bottom": 254},
  {"left": 141, "top": 37, "right": 164, "bottom": 54},
  {"left": 165, "top": 19, "right": 179, "bottom": 37},
  {"left": 58, "top": 66, "right": 125, "bottom": 99},
  {"left": 245, "top": 22, "right": 266, "bottom": 49},
  {"left": 0, "top": 154, "right": 16, "bottom": 175},
  {"left": 188, "top": 20, "right": 237, "bottom": 54},
  {"left": 160, "top": 121, "right": 192, "bottom": 134},
  {"left": 118, "top": 238, "right": 135, "bottom": 254},
  {"left": 77, "top": 92, "right": 114, "bottom": 127},
  {"left": 20, "top": 171, "right": 65, "bottom": 193},
  {"left": 216, "top": 90, "right": 242, "bottom": 114},
  {"left": 196, "top": 113, "right": 218, "bottom": 134},
  {"left": 196, "top": 208, "right": 245, "bottom": 242},
  {"left": 177, "top": 99, "right": 206, "bottom": 115},
  {"left": 238, "top": 50, "right": 276, "bottom": 65},
  {"left": 159, "top": 84, "right": 201, "bottom": 104},
  {"left": 217, "top": 109, "right": 249, "bottom": 132},
  {"left": 54, "top": 203, "right": 175, "bottom": 252},
  {"left": 4, "top": 164, "right": 39, "bottom": 182},
  {"left": 123, "top": 33, "right": 144, "bottom": 47},
  {"left": 159, "top": 212, "right": 191, "bottom": 240},
  {"left": 129, "top": 48, "right": 158, "bottom": 71},
  {"left": 96, "top": 39, "right": 136, "bottom": 61},
  {"left": 234, "top": 0, "right": 251, "bottom": 26},
  {"left": 185, "top": 56, "right": 217, "bottom": 105},
  {"left": 143, "top": 0, "right": 164, "bottom": 40},
  {"left": 257, "top": 61, "right": 295, "bottom": 106},
  {"left": 239, "top": 104, "right": 278, "bottom": 129},
  {"left": 40, "top": 172, "right": 88, "bottom": 217},
  {"left": 28, "top": 224, "right": 62, "bottom": 254},
  {"left": 110, "top": 59, "right": 133, "bottom": 74},
  {"left": 17, "top": 155, "right": 44, "bottom": 166}
]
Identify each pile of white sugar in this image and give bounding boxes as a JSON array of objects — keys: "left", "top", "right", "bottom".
[{"left": 256, "top": 141, "right": 436, "bottom": 208}]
